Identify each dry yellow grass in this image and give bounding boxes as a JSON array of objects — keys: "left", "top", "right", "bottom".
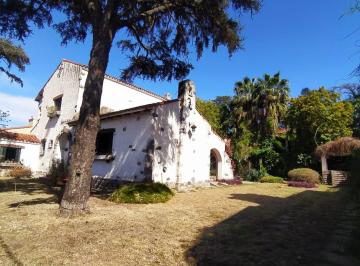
[{"left": 0, "top": 177, "right": 346, "bottom": 265}]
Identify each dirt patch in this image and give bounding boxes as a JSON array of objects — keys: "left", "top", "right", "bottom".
[{"left": 0, "top": 177, "right": 352, "bottom": 265}]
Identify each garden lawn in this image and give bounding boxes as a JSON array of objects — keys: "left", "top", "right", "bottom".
[{"left": 0, "top": 176, "right": 357, "bottom": 265}]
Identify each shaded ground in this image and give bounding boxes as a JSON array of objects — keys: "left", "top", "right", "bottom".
[{"left": 0, "top": 176, "right": 359, "bottom": 265}]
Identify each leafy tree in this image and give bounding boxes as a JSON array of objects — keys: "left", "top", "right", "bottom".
[
  {"left": 286, "top": 87, "right": 354, "bottom": 155},
  {"left": 196, "top": 98, "right": 223, "bottom": 136},
  {"left": 1, "top": 0, "right": 261, "bottom": 216},
  {"left": 196, "top": 96, "right": 233, "bottom": 137},
  {"left": 251, "top": 139, "right": 280, "bottom": 174},
  {"left": 0, "top": 38, "right": 29, "bottom": 86},
  {"left": 232, "top": 73, "right": 289, "bottom": 142},
  {"left": 214, "top": 96, "right": 233, "bottom": 137},
  {"left": 333, "top": 83, "right": 360, "bottom": 137}
]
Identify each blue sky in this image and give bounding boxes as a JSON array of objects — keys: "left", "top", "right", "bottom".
[{"left": 1, "top": 0, "right": 360, "bottom": 126}]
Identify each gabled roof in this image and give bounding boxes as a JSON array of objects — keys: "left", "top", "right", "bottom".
[
  {"left": 2, "top": 125, "right": 32, "bottom": 130},
  {"left": 0, "top": 130, "right": 40, "bottom": 144},
  {"left": 68, "top": 99, "right": 179, "bottom": 125},
  {"left": 35, "top": 59, "right": 166, "bottom": 102}
]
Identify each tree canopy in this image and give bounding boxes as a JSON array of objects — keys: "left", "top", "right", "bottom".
[
  {"left": 333, "top": 83, "right": 360, "bottom": 137},
  {"left": 232, "top": 72, "right": 289, "bottom": 142},
  {"left": 0, "top": 38, "right": 29, "bottom": 86},
  {"left": 1, "top": 0, "right": 262, "bottom": 215},
  {"left": 196, "top": 98, "right": 223, "bottom": 136},
  {"left": 286, "top": 87, "right": 354, "bottom": 154}
]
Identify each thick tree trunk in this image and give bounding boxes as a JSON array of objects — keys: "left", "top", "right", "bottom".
[{"left": 60, "top": 28, "right": 114, "bottom": 217}]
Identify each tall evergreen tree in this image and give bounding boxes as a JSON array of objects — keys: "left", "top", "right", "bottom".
[
  {"left": 1, "top": 0, "right": 261, "bottom": 216},
  {"left": 0, "top": 38, "right": 29, "bottom": 86}
]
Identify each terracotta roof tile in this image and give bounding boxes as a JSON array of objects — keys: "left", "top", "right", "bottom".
[{"left": 0, "top": 130, "right": 40, "bottom": 144}]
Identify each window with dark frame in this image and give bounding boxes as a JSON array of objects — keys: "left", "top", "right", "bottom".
[
  {"left": 0, "top": 146, "right": 21, "bottom": 162},
  {"left": 96, "top": 129, "right": 115, "bottom": 155},
  {"left": 54, "top": 96, "right": 62, "bottom": 111}
]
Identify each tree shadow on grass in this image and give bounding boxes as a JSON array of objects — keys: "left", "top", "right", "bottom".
[
  {"left": 0, "top": 177, "right": 64, "bottom": 208},
  {"left": 8, "top": 196, "right": 59, "bottom": 208},
  {"left": 186, "top": 188, "right": 349, "bottom": 266},
  {"left": 0, "top": 177, "right": 55, "bottom": 195},
  {"left": 0, "top": 235, "right": 23, "bottom": 266}
]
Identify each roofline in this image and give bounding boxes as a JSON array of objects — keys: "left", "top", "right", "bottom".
[
  {"left": 68, "top": 99, "right": 179, "bottom": 126},
  {"left": 35, "top": 59, "right": 166, "bottom": 102},
  {"left": 1, "top": 125, "right": 32, "bottom": 130}
]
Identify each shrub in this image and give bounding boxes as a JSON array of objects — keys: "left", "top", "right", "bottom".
[
  {"left": 287, "top": 168, "right": 320, "bottom": 184},
  {"left": 9, "top": 166, "right": 32, "bottom": 178},
  {"left": 109, "top": 182, "right": 174, "bottom": 204},
  {"left": 244, "top": 167, "right": 267, "bottom": 182},
  {"left": 260, "top": 175, "right": 283, "bottom": 183},
  {"left": 288, "top": 181, "right": 317, "bottom": 188}
]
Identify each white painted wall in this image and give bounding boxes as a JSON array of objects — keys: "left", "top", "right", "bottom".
[
  {"left": 77, "top": 70, "right": 163, "bottom": 113},
  {"left": 92, "top": 98, "right": 234, "bottom": 187},
  {"left": 152, "top": 101, "right": 181, "bottom": 185},
  {"left": 92, "top": 111, "right": 155, "bottom": 181},
  {"left": 0, "top": 139, "right": 40, "bottom": 171},
  {"left": 31, "top": 61, "right": 81, "bottom": 172},
  {"left": 32, "top": 60, "right": 164, "bottom": 173}
]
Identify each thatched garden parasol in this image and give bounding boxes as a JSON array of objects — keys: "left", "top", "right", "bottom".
[{"left": 315, "top": 137, "right": 360, "bottom": 185}]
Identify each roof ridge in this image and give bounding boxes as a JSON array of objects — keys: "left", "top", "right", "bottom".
[{"left": 62, "top": 59, "right": 165, "bottom": 100}]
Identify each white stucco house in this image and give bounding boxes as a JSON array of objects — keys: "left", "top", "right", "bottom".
[{"left": 1, "top": 59, "right": 234, "bottom": 187}]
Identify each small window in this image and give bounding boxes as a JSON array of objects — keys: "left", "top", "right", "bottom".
[
  {"left": 48, "top": 140, "right": 53, "bottom": 149},
  {"left": 96, "top": 129, "right": 115, "bottom": 155},
  {"left": 54, "top": 96, "right": 62, "bottom": 111},
  {"left": 40, "top": 139, "right": 46, "bottom": 156}
]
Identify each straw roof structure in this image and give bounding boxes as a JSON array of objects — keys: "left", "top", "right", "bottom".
[{"left": 315, "top": 137, "right": 360, "bottom": 157}]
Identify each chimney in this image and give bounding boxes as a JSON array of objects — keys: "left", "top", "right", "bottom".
[
  {"left": 164, "top": 92, "right": 171, "bottom": 100},
  {"left": 28, "top": 116, "right": 34, "bottom": 126},
  {"left": 178, "top": 80, "right": 196, "bottom": 111}
]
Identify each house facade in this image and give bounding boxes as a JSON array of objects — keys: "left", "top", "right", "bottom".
[
  {"left": 1, "top": 59, "right": 234, "bottom": 187},
  {"left": 31, "top": 59, "right": 164, "bottom": 173}
]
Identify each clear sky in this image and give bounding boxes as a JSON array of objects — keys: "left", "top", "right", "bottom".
[{"left": 1, "top": 0, "right": 360, "bottom": 126}]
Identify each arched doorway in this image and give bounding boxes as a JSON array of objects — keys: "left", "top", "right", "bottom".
[{"left": 210, "top": 148, "right": 222, "bottom": 180}]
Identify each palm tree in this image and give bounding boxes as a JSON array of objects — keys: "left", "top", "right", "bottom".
[
  {"left": 232, "top": 73, "right": 289, "bottom": 142},
  {"left": 254, "top": 72, "right": 289, "bottom": 139}
]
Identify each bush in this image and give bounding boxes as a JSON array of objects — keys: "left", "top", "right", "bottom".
[
  {"left": 109, "top": 182, "right": 174, "bottom": 204},
  {"left": 244, "top": 167, "right": 267, "bottom": 182},
  {"left": 260, "top": 175, "right": 283, "bottom": 183},
  {"left": 287, "top": 168, "right": 320, "bottom": 184},
  {"left": 288, "top": 181, "right": 317, "bottom": 188},
  {"left": 8, "top": 166, "right": 32, "bottom": 178}
]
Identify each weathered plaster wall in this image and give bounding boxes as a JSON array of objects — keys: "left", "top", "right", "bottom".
[
  {"left": 31, "top": 60, "right": 164, "bottom": 173},
  {"left": 92, "top": 98, "right": 234, "bottom": 187},
  {"left": 77, "top": 70, "right": 163, "bottom": 113},
  {"left": 31, "top": 61, "right": 81, "bottom": 172},
  {"left": 0, "top": 139, "right": 40, "bottom": 171},
  {"left": 152, "top": 101, "right": 180, "bottom": 185},
  {"left": 92, "top": 111, "right": 155, "bottom": 182}
]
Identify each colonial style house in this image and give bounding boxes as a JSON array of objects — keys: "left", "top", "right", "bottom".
[{"left": 1, "top": 59, "right": 233, "bottom": 187}]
